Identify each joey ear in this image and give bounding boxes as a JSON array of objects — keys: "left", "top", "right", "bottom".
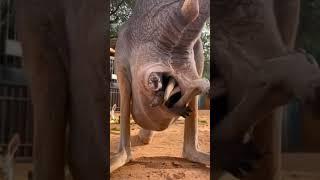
[
  {"left": 112, "top": 104, "right": 117, "bottom": 111},
  {"left": 7, "top": 133, "right": 20, "bottom": 158},
  {"left": 181, "top": 0, "right": 199, "bottom": 23}
]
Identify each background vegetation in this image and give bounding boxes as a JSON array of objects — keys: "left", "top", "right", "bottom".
[{"left": 298, "top": 0, "right": 320, "bottom": 62}]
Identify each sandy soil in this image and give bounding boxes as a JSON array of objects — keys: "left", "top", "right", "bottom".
[
  {"left": 110, "top": 110, "right": 320, "bottom": 180},
  {"left": 3, "top": 109, "right": 320, "bottom": 180},
  {"left": 7, "top": 153, "right": 320, "bottom": 180},
  {"left": 110, "top": 110, "right": 211, "bottom": 180}
]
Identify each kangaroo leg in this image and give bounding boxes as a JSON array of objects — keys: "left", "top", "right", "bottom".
[
  {"left": 182, "top": 96, "right": 210, "bottom": 166},
  {"left": 64, "top": 1, "right": 107, "bottom": 179},
  {"left": 16, "top": 5, "right": 67, "bottom": 179},
  {"left": 242, "top": 110, "right": 282, "bottom": 180},
  {"left": 182, "top": 39, "right": 209, "bottom": 166},
  {"left": 110, "top": 65, "right": 132, "bottom": 173}
]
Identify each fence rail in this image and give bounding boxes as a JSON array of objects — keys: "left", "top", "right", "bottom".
[
  {"left": 110, "top": 87, "right": 120, "bottom": 112},
  {"left": 110, "top": 56, "right": 120, "bottom": 112},
  {"left": 0, "top": 83, "right": 33, "bottom": 162},
  {"left": 0, "top": 0, "right": 33, "bottom": 162}
]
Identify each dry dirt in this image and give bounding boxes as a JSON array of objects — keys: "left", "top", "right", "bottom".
[
  {"left": 110, "top": 110, "right": 320, "bottom": 180},
  {"left": 110, "top": 110, "right": 211, "bottom": 180},
  {"left": 3, "top": 109, "right": 320, "bottom": 180}
]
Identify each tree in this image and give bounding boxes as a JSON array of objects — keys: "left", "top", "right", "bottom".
[
  {"left": 297, "top": 0, "right": 320, "bottom": 62},
  {"left": 201, "top": 20, "right": 210, "bottom": 79},
  {"left": 110, "top": 0, "right": 134, "bottom": 38}
]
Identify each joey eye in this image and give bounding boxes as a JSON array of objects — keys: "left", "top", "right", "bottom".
[{"left": 148, "top": 72, "right": 162, "bottom": 91}]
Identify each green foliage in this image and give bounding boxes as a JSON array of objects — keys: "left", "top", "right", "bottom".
[
  {"left": 110, "top": 0, "right": 134, "bottom": 38},
  {"left": 201, "top": 20, "right": 210, "bottom": 79},
  {"left": 297, "top": 1, "right": 320, "bottom": 63}
]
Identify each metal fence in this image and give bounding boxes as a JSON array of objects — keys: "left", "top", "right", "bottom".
[
  {"left": 110, "top": 56, "right": 120, "bottom": 112},
  {"left": 0, "top": 0, "right": 33, "bottom": 162},
  {"left": 0, "top": 83, "right": 33, "bottom": 162},
  {"left": 110, "top": 87, "right": 120, "bottom": 112}
]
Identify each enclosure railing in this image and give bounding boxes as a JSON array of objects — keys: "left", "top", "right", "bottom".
[
  {"left": 0, "top": 0, "right": 33, "bottom": 162},
  {"left": 110, "top": 56, "right": 120, "bottom": 112},
  {"left": 0, "top": 82, "right": 33, "bottom": 162}
]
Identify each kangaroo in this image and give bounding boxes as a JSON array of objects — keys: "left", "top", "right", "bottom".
[
  {"left": 110, "top": 104, "right": 119, "bottom": 124},
  {"left": 0, "top": 134, "right": 20, "bottom": 180}
]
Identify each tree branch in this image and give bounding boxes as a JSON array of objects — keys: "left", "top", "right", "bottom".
[{"left": 110, "top": 0, "right": 126, "bottom": 16}]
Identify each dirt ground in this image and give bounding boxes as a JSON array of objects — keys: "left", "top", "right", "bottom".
[
  {"left": 110, "top": 110, "right": 320, "bottom": 180},
  {"left": 3, "top": 109, "right": 320, "bottom": 180},
  {"left": 110, "top": 110, "right": 211, "bottom": 180},
  {"left": 7, "top": 153, "right": 320, "bottom": 180}
]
